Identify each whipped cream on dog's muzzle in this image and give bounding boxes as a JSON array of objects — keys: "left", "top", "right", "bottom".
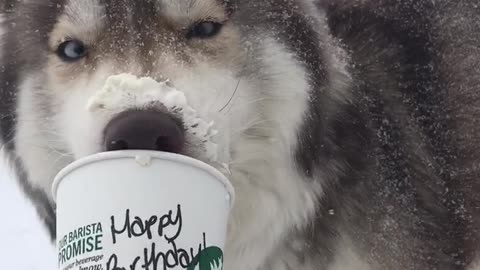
[{"left": 86, "top": 73, "right": 220, "bottom": 162}]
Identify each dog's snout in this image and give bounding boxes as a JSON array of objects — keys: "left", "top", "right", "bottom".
[{"left": 103, "top": 110, "right": 184, "bottom": 153}]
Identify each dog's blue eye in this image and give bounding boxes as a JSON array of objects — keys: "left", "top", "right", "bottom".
[
  {"left": 187, "top": 21, "right": 223, "bottom": 39},
  {"left": 56, "top": 40, "right": 87, "bottom": 61}
]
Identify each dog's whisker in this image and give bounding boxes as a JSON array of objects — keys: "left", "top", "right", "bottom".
[
  {"left": 219, "top": 78, "right": 241, "bottom": 113},
  {"left": 229, "top": 118, "right": 277, "bottom": 137},
  {"left": 43, "top": 151, "right": 75, "bottom": 174},
  {"left": 226, "top": 155, "right": 272, "bottom": 165},
  {"left": 24, "top": 142, "right": 73, "bottom": 157},
  {"left": 221, "top": 97, "right": 288, "bottom": 115}
]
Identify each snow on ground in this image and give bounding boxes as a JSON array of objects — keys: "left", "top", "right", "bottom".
[{"left": 0, "top": 156, "right": 57, "bottom": 269}]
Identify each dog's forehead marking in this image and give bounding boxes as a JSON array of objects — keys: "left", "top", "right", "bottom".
[
  {"left": 155, "top": 0, "right": 228, "bottom": 9},
  {"left": 60, "top": 0, "right": 228, "bottom": 32},
  {"left": 127, "top": 0, "right": 228, "bottom": 24},
  {"left": 156, "top": 0, "right": 228, "bottom": 28},
  {"left": 63, "top": 0, "right": 106, "bottom": 29}
]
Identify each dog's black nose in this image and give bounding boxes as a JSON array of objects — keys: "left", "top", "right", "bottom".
[{"left": 103, "top": 110, "right": 184, "bottom": 153}]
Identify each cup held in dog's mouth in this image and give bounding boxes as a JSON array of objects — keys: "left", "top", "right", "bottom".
[{"left": 52, "top": 150, "right": 234, "bottom": 270}]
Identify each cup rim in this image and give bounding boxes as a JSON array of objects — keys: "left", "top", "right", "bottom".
[{"left": 52, "top": 150, "right": 235, "bottom": 205}]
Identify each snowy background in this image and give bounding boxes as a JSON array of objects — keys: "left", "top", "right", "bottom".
[{"left": 0, "top": 155, "right": 57, "bottom": 269}]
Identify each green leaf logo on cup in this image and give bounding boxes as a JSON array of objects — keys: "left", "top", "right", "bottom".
[{"left": 186, "top": 246, "right": 223, "bottom": 270}]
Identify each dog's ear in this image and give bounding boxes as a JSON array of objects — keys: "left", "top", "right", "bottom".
[
  {"left": 295, "top": 0, "right": 325, "bottom": 16},
  {"left": 297, "top": 0, "right": 321, "bottom": 6},
  {"left": 2, "top": 0, "right": 16, "bottom": 13}
]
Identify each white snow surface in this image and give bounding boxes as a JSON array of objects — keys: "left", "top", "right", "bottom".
[{"left": 0, "top": 156, "right": 57, "bottom": 269}]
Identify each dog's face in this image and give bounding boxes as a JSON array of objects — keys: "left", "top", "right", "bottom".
[
  {"left": 6, "top": 0, "right": 345, "bottom": 267},
  {"left": 13, "top": 0, "right": 329, "bottom": 193},
  {"left": 46, "top": 0, "right": 252, "bottom": 161}
]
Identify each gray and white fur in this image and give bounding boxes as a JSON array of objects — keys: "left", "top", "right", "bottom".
[{"left": 1, "top": 0, "right": 480, "bottom": 269}]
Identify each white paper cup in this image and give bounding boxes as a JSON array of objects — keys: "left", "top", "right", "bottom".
[{"left": 52, "top": 150, "right": 234, "bottom": 270}]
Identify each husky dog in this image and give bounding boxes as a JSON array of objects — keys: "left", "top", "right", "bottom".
[{"left": 2, "top": 0, "right": 480, "bottom": 269}]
